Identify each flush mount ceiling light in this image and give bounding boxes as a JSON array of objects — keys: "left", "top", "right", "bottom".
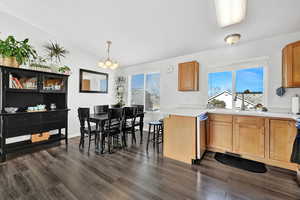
[
  {"left": 98, "top": 41, "right": 119, "bottom": 70},
  {"left": 214, "top": 0, "right": 247, "bottom": 28},
  {"left": 224, "top": 33, "right": 241, "bottom": 45}
]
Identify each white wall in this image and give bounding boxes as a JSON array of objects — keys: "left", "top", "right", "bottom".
[
  {"left": 0, "top": 11, "right": 115, "bottom": 138},
  {"left": 119, "top": 31, "right": 300, "bottom": 115}
]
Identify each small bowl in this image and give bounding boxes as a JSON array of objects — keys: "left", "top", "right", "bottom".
[{"left": 4, "top": 107, "right": 18, "bottom": 113}]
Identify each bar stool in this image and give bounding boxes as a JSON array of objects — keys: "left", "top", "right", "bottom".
[{"left": 146, "top": 121, "right": 163, "bottom": 153}]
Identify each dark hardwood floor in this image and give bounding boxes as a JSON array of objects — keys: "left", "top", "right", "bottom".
[{"left": 0, "top": 135, "right": 299, "bottom": 200}]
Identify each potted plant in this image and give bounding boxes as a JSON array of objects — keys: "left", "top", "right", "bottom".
[
  {"left": 44, "top": 41, "right": 69, "bottom": 73},
  {"left": 29, "top": 56, "right": 52, "bottom": 72},
  {"left": 0, "top": 35, "right": 37, "bottom": 68},
  {"left": 58, "top": 65, "right": 71, "bottom": 75},
  {"left": 114, "top": 76, "right": 126, "bottom": 106}
]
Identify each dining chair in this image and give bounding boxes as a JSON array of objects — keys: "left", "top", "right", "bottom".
[
  {"left": 78, "top": 108, "right": 100, "bottom": 153},
  {"left": 94, "top": 105, "right": 109, "bottom": 114},
  {"left": 101, "top": 108, "right": 124, "bottom": 153},
  {"left": 131, "top": 105, "right": 145, "bottom": 143},
  {"left": 122, "top": 107, "right": 137, "bottom": 147}
]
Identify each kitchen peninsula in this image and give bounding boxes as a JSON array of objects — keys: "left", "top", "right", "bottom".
[{"left": 163, "top": 108, "right": 300, "bottom": 172}]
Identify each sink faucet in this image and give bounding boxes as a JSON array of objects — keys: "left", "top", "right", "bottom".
[{"left": 234, "top": 93, "right": 246, "bottom": 111}]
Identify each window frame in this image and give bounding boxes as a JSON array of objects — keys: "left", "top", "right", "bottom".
[
  {"left": 206, "top": 58, "right": 268, "bottom": 108},
  {"left": 128, "top": 72, "right": 160, "bottom": 112}
]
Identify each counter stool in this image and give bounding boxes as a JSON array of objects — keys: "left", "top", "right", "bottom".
[{"left": 146, "top": 121, "right": 163, "bottom": 153}]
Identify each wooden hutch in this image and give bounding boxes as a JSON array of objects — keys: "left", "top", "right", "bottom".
[{"left": 0, "top": 66, "right": 69, "bottom": 162}]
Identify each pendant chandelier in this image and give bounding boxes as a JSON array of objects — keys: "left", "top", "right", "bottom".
[{"left": 98, "top": 41, "right": 119, "bottom": 70}]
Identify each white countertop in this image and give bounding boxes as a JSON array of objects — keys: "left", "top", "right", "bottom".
[{"left": 161, "top": 108, "right": 300, "bottom": 121}]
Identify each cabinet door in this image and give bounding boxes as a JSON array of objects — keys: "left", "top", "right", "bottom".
[
  {"left": 178, "top": 61, "right": 199, "bottom": 91},
  {"left": 208, "top": 121, "right": 233, "bottom": 152},
  {"left": 270, "top": 120, "right": 296, "bottom": 162},
  {"left": 282, "top": 41, "right": 300, "bottom": 87},
  {"left": 233, "top": 116, "right": 265, "bottom": 158},
  {"left": 163, "top": 115, "right": 196, "bottom": 164}
]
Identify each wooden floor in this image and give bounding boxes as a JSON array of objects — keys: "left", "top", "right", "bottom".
[{"left": 0, "top": 135, "right": 300, "bottom": 200}]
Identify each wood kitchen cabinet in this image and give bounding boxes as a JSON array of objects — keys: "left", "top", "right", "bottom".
[
  {"left": 282, "top": 41, "right": 300, "bottom": 88},
  {"left": 207, "top": 114, "right": 298, "bottom": 171},
  {"left": 207, "top": 114, "right": 233, "bottom": 152},
  {"left": 164, "top": 115, "right": 196, "bottom": 164},
  {"left": 269, "top": 119, "right": 297, "bottom": 162},
  {"left": 178, "top": 61, "right": 199, "bottom": 91},
  {"left": 233, "top": 116, "right": 265, "bottom": 158}
]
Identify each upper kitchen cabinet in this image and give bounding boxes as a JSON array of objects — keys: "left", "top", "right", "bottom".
[
  {"left": 178, "top": 61, "right": 199, "bottom": 91},
  {"left": 282, "top": 41, "right": 300, "bottom": 88}
]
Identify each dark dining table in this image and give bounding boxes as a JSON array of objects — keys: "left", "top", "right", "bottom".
[
  {"left": 89, "top": 110, "right": 144, "bottom": 154},
  {"left": 89, "top": 113, "right": 108, "bottom": 153}
]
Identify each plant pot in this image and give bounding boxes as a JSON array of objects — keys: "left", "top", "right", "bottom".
[{"left": 0, "top": 56, "right": 20, "bottom": 68}]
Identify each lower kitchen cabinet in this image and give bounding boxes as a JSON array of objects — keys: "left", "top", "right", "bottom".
[
  {"left": 163, "top": 115, "right": 196, "bottom": 164},
  {"left": 233, "top": 116, "right": 265, "bottom": 159},
  {"left": 269, "top": 119, "right": 297, "bottom": 162},
  {"left": 208, "top": 120, "right": 233, "bottom": 152},
  {"left": 207, "top": 114, "right": 298, "bottom": 171}
]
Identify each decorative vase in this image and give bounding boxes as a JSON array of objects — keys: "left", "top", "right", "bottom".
[{"left": 0, "top": 56, "right": 20, "bottom": 68}]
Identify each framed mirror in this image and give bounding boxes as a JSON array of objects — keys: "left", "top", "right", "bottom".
[{"left": 79, "top": 69, "right": 108, "bottom": 93}]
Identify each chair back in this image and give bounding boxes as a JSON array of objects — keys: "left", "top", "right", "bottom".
[
  {"left": 132, "top": 105, "right": 144, "bottom": 114},
  {"left": 94, "top": 105, "right": 109, "bottom": 114},
  {"left": 124, "top": 107, "right": 137, "bottom": 119},
  {"left": 108, "top": 108, "right": 124, "bottom": 121},
  {"left": 78, "top": 107, "right": 92, "bottom": 131},
  {"left": 124, "top": 107, "right": 137, "bottom": 126}
]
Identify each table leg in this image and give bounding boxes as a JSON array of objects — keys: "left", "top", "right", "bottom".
[{"left": 95, "top": 122, "right": 102, "bottom": 154}]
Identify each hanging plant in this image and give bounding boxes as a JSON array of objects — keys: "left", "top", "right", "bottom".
[{"left": 44, "top": 41, "right": 69, "bottom": 64}]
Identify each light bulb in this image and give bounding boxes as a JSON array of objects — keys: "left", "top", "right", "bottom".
[
  {"left": 111, "top": 62, "right": 119, "bottom": 70},
  {"left": 98, "top": 61, "right": 104, "bottom": 67},
  {"left": 105, "top": 60, "right": 112, "bottom": 67}
]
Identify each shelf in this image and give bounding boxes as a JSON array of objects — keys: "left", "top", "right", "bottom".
[
  {"left": 0, "top": 109, "right": 70, "bottom": 116},
  {"left": 4, "top": 134, "right": 66, "bottom": 154},
  {"left": 0, "top": 65, "right": 69, "bottom": 77},
  {"left": 6, "top": 88, "right": 39, "bottom": 93},
  {"left": 40, "top": 90, "right": 66, "bottom": 94}
]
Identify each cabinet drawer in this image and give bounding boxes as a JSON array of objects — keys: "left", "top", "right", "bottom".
[
  {"left": 209, "top": 114, "right": 232, "bottom": 123},
  {"left": 234, "top": 116, "right": 264, "bottom": 127},
  {"left": 41, "top": 111, "right": 67, "bottom": 122},
  {"left": 5, "top": 114, "right": 41, "bottom": 137}
]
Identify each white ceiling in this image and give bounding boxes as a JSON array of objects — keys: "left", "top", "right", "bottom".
[{"left": 1, "top": 0, "right": 300, "bottom": 67}]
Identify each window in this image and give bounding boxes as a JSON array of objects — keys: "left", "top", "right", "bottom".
[
  {"left": 131, "top": 74, "right": 144, "bottom": 105},
  {"left": 130, "top": 73, "right": 160, "bottom": 111},
  {"left": 208, "top": 67, "right": 264, "bottom": 109},
  {"left": 145, "top": 73, "right": 160, "bottom": 111},
  {"left": 208, "top": 71, "right": 233, "bottom": 109}
]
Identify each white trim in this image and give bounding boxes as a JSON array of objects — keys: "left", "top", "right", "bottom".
[{"left": 206, "top": 56, "right": 269, "bottom": 108}]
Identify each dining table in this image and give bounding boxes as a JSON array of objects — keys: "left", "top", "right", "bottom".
[{"left": 89, "top": 109, "right": 144, "bottom": 154}]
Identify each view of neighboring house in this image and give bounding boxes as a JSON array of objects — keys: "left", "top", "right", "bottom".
[{"left": 208, "top": 90, "right": 261, "bottom": 109}]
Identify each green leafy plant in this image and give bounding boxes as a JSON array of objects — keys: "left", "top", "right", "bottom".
[
  {"left": 44, "top": 41, "right": 69, "bottom": 63},
  {"left": 58, "top": 65, "right": 71, "bottom": 73},
  {"left": 0, "top": 35, "right": 37, "bottom": 64}
]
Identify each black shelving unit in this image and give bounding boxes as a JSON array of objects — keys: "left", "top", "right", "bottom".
[{"left": 0, "top": 66, "right": 70, "bottom": 162}]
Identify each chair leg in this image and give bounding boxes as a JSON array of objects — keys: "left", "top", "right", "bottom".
[
  {"left": 140, "top": 124, "right": 143, "bottom": 144},
  {"left": 153, "top": 125, "right": 156, "bottom": 149},
  {"left": 88, "top": 133, "right": 92, "bottom": 153},
  {"left": 146, "top": 125, "right": 151, "bottom": 152},
  {"left": 108, "top": 135, "right": 112, "bottom": 153},
  {"left": 122, "top": 131, "right": 127, "bottom": 147},
  {"left": 101, "top": 135, "right": 105, "bottom": 154},
  {"left": 157, "top": 125, "right": 161, "bottom": 154}
]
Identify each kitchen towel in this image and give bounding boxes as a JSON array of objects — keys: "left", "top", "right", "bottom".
[{"left": 291, "top": 120, "right": 300, "bottom": 164}]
